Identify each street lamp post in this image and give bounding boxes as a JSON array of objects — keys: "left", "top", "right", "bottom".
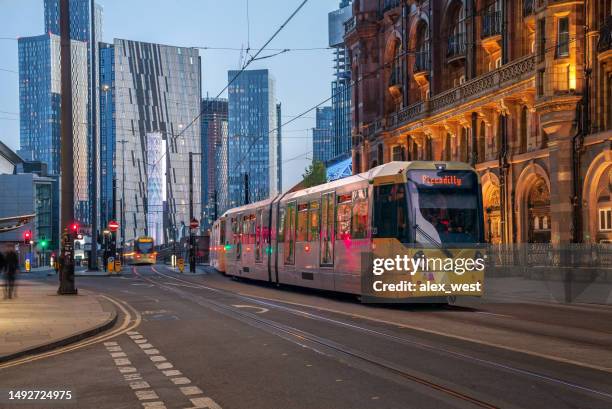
[{"left": 188, "top": 152, "right": 201, "bottom": 273}]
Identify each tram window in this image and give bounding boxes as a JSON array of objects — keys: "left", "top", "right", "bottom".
[
  {"left": 321, "top": 193, "right": 335, "bottom": 265},
  {"left": 297, "top": 203, "right": 309, "bottom": 242},
  {"left": 336, "top": 194, "right": 352, "bottom": 239},
  {"left": 220, "top": 220, "right": 226, "bottom": 244},
  {"left": 278, "top": 208, "right": 286, "bottom": 243},
  {"left": 373, "top": 184, "right": 409, "bottom": 242},
  {"left": 285, "top": 202, "right": 297, "bottom": 264},
  {"left": 308, "top": 200, "right": 320, "bottom": 241},
  {"left": 351, "top": 189, "right": 368, "bottom": 239}
]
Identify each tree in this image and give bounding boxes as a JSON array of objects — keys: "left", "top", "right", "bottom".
[{"left": 302, "top": 160, "right": 327, "bottom": 188}]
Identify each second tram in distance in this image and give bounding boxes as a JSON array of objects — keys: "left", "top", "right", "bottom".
[{"left": 210, "top": 161, "right": 485, "bottom": 301}]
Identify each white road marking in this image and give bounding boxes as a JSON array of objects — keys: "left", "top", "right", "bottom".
[
  {"left": 155, "top": 362, "right": 173, "bottom": 370},
  {"left": 150, "top": 356, "right": 166, "bottom": 362},
  {"left": 114, "top": 358, "right": 132, "bottom": 366},
  {"left": 135, "top": 390, "right": 159, "bottom": 401},
  {"left": 144, "top": 348, "right": 160, "bottom": 355},
  {"left": 232, "top": 304, "right": 269, "bottom": 314},
  {"left": 130, "top": 334, "right": 144, "bottom": 339},
  {"left": 111, "top": 352, "right": 127, "bottom": 358},
  {"left": 134, "top": 339, "right": 148, "bottom": 344},
  {"left": 162, "top": 369, "right": 182, "bottom": 377},
  {"left": 180, "top": 386, "right": 203, "bottom": 396},
  {"left": 104, "top": 341, "right": 118, "bottom": 346},
  {"left": 142, "top": 402, "right": 166, "bottom": 409},
  {"left": 118, "top": 366, "right": 137, "bottom": 374},
  {"left": 189, "top": 397, "right": 223, "bottom": 409},
  {"left": 130, "top": 381, "right": 151, "bottom": 390},
  {"left": 107, "top": 346, "right": 122, "bottom": 352},
  {"left": 124, "top": 373, "right": 143, "bottom": 381},
  {"left": 140, "top": 343, "right": 154, "bottom": 349},
  {"left": 127, "top": 331, "right": 140, "bottom": 335},
  {"left": 170, "top": 377, "right": 191, "bottom": 385}
]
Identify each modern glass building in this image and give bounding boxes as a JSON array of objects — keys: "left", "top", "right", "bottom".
[
  {"left": 227, "top": 69, "right": 279, "bottom": 207},
  {"left": 328, "top": 0, "right": 352, "bottom": 160},
  {"left": 18, "top": 33, "right": 90, "bottom": 224},
  {"left": 312, "top": 106, "right": 334, "bottom": 163},
  {"left": 99, "top": 42, "right": 115, "bottom": 230},
  {"left": 276, "top": 102, "right": 282, "bottom": 193},
  {"left": 200, "top": 98, "right": 228, "bottom": 229},
  {"left": 99, "top": 39, "right": 201, "bottom": 244}
]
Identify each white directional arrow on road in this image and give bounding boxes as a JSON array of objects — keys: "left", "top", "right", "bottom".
[{"left": 232, "top": 304, "right": 269, "bottom": 314}]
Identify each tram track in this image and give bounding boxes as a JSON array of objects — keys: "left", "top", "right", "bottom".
[{"left": 130, "top": 266, "right": 505, "bottom": 408}]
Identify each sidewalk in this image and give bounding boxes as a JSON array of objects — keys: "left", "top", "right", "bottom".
[{"left": 0, "top": 278, "right": 117, "bottom": 362}]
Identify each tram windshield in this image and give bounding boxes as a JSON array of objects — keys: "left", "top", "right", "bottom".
[
  {"left": 407, "top": 170, "right": 482, "bottom": 245},
  {"left": 135, "top": 239, "right": 154, "bottom": 254}
]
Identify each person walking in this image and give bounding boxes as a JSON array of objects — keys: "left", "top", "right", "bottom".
[{"left": 4, "top": 250, "right": 19, "bottom": 299}]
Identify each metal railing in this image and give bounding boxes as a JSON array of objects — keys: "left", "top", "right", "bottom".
[
  {"left": 447, "top": 32, "right": 467, "bottom": 59},
  {"left": 482, "top": 11, "right": 502, "bottom": 38}
]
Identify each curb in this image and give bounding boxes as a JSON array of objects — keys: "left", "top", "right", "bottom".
[{"left": 0, "top": 297, "right": 119, "bottom": 364}]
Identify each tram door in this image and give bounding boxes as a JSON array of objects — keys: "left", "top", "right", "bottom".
[{"left": 320, "top": 192, "right": 335, "bottom": 266}]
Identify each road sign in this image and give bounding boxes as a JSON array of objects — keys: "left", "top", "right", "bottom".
[
  {"left": 177, "top": 257, "right": 185, "bottom": 273},
  {"left": 190, "top": 218, "right": 199, "bottom": 230},
  {"left": 108, "top": 220, "right": 119, "bottom": 232},
  {"left": 114, "top": 259, "right": 122, "bottom": 273}
]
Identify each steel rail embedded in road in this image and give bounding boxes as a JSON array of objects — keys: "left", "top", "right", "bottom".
[
  {"left": 148, "top": 265, "right": 612, "bottom": 403},
  {"left": 135, "top": 266, "right": 501, "bottom": 409}
]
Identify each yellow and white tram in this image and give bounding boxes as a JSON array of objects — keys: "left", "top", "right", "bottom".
[{"left": 210, "top": 161, "right": 485, "bottom": 301}]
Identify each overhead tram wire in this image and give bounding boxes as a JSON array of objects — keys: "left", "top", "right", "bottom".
[
  {"left": 148, "top": 0, "right": 311, "bottom": 171},
  {"left": 229, "top": 34, "right": 582, "bottom": 181}
]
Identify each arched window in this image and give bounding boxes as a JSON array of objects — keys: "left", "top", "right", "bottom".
[
  {"left": 415, "top": 22, "right": 430, "bottom": 72},
  {"left": 390, "top": 41, "right": 402, "bottom": 87},
  {"left": 447, "top": 1, "right": 467, "bottom": 58},
  {"left": 520, "top": 106, "right": 528, "bottom": 153}
]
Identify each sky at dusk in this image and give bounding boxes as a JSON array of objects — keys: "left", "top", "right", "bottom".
[{"left": 0, "top": 0, "right": 337, "bottom": 189}]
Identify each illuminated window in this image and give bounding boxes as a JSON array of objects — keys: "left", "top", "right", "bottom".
[{"left": 557, "top": 17, "right": 569, "bottom": 58}]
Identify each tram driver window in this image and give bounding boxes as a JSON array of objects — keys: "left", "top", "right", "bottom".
[{"left": 373, "top": 184, "right": 409, "bottom": 242}]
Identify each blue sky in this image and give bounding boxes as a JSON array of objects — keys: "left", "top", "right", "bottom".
[{"left": 0, "top": 0, "right": 336, "bottom": 189}]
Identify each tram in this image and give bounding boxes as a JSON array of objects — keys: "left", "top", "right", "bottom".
[
  {"left": 210, "top": 161, "right": 485, "bottom": 301},
  {"left": 125, "top": 236, "right": 157, "bottom": 265}
]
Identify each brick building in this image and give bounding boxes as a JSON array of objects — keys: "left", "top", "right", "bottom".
[{"left": 346, "top": 0, "right": 612, "bottom": 244}]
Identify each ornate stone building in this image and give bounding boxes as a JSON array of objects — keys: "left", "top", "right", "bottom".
[{"left": 346, "top": 0, "right": 612, "bottom": 244}]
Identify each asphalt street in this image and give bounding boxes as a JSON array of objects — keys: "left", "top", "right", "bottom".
[{"left": 1, "top": 265, "right": 611, "bottom": 409}]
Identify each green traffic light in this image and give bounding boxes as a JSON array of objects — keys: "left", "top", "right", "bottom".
[{"left": 40, "top": 240, "right": 48, "bottom": 248}]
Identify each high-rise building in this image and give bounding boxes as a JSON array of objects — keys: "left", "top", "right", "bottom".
[
  {"left": 18, "top": 33, "right": 90, "bottom": 224},
  {"left": 276, "top": 102, "right": 282, "bottom": 193},
  {"left": 99, "top": 42, "right": 114, "bottom": 230},
  {"left": 99, "top": 39, "right": 201, "bottom": 244},
  {"left": 200, "top": 98, "right": 228, "bottom": 228},
  {"left": 312, "top": 106, "right": 334, "bottom": 163},
  {"left": 44, "top": 0, "right": 103, "bottom": 228},
  {"left": 328, "top": 0, "right": 352, "bottom": 160},
  {"left": 227, "top": 69, "right": 279, "bottom": 207}
]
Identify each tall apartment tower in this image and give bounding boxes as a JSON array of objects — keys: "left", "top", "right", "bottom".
[
  {"left": 201, "top": 98, "right": 229, "bottom": 229},
  {"left": 18, "top": 34, "right": 90, "bottom": 224},
  {"left": 99, "top": 39, "right": 201, "bottom": 244},
  {"left": 328, "top": 0, "right": 352, "bottom": 160},
  {"left": 44, "top": 0, "right": 103, "bottom": 226},
  {"left": 276, "top": 102, "right": 282, "bottom": 193},
  {"left": 312, "top": 106, "right": 335, "bottom": 163},
  {"left": 227, "top": 69, "right": 279, "bottom": 207}
]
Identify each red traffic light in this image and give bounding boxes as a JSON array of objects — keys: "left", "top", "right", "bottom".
[
  {"left": 70, "top": 222, "right": 79, "bottom": 233},
  {"left": 24, "top": 230, "right": 32, "bottom": 240}
]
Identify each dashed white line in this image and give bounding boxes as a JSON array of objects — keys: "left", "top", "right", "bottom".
[
  {"left": 142, "top": 402, "right": 166, "bottom": 409},
  {"left": 189, "top": 397, "right": 223, "bottom": 409},
  {"left": 114, "top": 358, "right": 132, "bottom": 366},
  {"left": 180, "top": 386, "right": 203, "bottom": 396},
  {"left": 162, "top": 369, "right": 182, "bottom": 377},
  {"left": 135, "top": 390, "right": 159, "bottom": 401},
  {"left": 118, "top": 366, "right": 138, "bottom": 374},
  {"left": 144, "top": 348, "right": 160, "bottom": 355},
  {"left": 139, "top": 343, "right": 154, "bottom": 349},
  {"left": 150, "top": 355, "right": 166, "bottom": 362},
  {"left": 155, "top": 362, "right": 173, "bottom": 370},
  {"left": 134, "top": 339, "right": 148, "bottom": 344},
  {"left": 170, "top": 377, "right": 191, "bottom": 385},
  {"left": 110, "top": 352, "right": 127, "bottom": 358}
]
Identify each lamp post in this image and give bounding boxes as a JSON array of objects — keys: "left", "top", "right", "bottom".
[{"left": 188, "top": 152, "right": 202, "bottom": 273}]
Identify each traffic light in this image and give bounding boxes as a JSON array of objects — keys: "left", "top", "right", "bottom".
[
  {"left": 40, "top": 238, "right": 48, "bottom": 249},
  {"left": 24, "top": 230, "right": 32, "bottom": 243},
  {"left": 70, "top": 222, "right": 79, "bottom": 234}
]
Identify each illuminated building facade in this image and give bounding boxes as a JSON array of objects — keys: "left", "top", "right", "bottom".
[{"left": 346, "top": 0, "right": 612, "bottom": 244}]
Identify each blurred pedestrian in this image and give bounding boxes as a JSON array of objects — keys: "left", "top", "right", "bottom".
[{"left": 4, "top": 250, "right": 19, "bottom": 299}]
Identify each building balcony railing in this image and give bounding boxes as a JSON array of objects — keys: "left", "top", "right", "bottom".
[
  {"left": 482, "top": 11, "right": 502, "bottom": 39},
  {"left": 598, "top": 16, "right": 612, "bottom": 53},
  {"left": 447, "top": 33, "right": 467, "bottom": 59},
  {"left": 523, "top": 0, "right": 534, "bottom": 17},
  {"left": 344, "top": 15, "right": 357, "bottom": 35},
  {"left": 414, "top": 50, "right": 430, "bottom": 73},
  {"left": 372, "top": 54, "right": 536, "bottom": 137},
  {"left": 382, "top": 0, "right": 400, "bottom": 13}
]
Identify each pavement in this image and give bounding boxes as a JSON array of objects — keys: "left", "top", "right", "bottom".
[{"left": 0, "top": 273, "right": 117, "bottom": 362}]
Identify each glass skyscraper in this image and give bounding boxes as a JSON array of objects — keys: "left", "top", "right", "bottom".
[
  {"left": 312, "top": 106, "right": 335, "bottom": 163},
  {"left": 99, "top": 42, "right": 115, "bottom": 230},
  {"left": 99, "top": 39, "right": 201, "bottom": 244},
  {"left": 328, "top": 0, "right": 352, "bottom": 160},
  {"left": 18, "top": 33, "right": 90, "bottom": 224},
  {"left": 200, "top": 98, "right": 228, "bottom": 229},
  {"left": 227, "top": 69, "right": 279, "bottom": 207}
]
